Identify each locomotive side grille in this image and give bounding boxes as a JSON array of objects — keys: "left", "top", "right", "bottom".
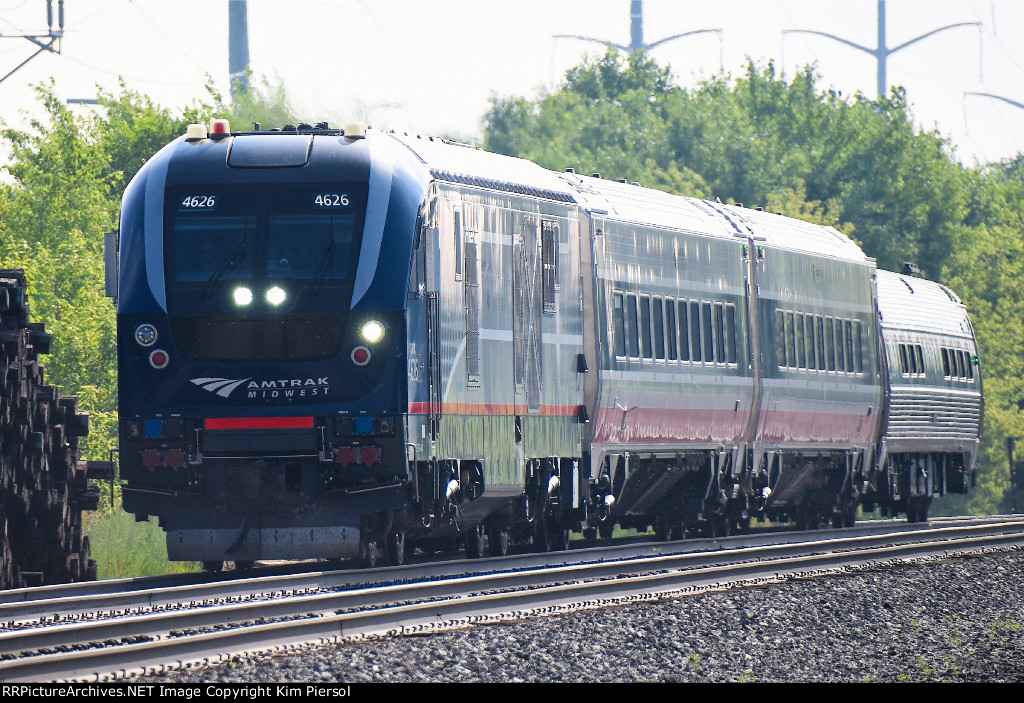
[{"left": 886, "top": 387, "right": 982, "bottom": 439}]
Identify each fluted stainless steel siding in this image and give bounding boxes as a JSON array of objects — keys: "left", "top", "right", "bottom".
[{"left": 876, "top": 270, "right": 982, "bottom": 453}]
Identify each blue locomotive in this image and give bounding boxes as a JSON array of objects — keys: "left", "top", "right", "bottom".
[{"left": 106, "top": 120, "right": 981, "bottom": 568}]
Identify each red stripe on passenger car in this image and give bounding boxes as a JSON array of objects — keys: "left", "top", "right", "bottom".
[
  {"left": 407, "top": 402, "right": 579, "bottom": 416},
  {"left": 205, "top": 416, "right": 314, "bottom": 430}
]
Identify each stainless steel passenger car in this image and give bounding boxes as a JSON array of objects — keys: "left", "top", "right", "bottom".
[{"left": 872, "top": 269, "right": 982, "bottom": 522}]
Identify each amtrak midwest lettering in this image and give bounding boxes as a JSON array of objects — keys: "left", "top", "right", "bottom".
[{"left": 247, "top": 377, "right": 330, "bottom": 399}]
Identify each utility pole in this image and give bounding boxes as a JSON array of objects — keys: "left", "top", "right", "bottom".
[
  {"left": 783, "top": 0, "right": 981, "bottom": 99},
  {"left": 555, "top": 0, "right": 723, "bottom": 68},
  {"left": 229, "top": 0, "right": 250, "bottom": 100},
  {"left": 1008, "top": 437, "right": 1017, "bottom": 514},
  {"left": 0, "top": 0, "right": 64, "bottom": 85}
]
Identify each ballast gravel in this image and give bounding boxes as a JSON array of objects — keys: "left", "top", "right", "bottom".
[{"left": 139, "top": 549, "right": 1024, "bottom": 683}]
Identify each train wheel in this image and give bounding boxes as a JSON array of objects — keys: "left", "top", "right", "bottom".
[
  {"left": 385, "top": 532, "right": 406, "bottom": 566},
  {"left": 598, "top": 522, "right": 614, "bottom": 541},
  {"left": 362, "top": 540, "right": 379, "bottom": 569},
  {"left": 653, "top": 514, "right": 670, "bottom": 541},
  {"left": 845, "top": 503, "right": 858, "bottom": 528},
  {"left": 551, "top": 525, "right": 570, "bottom": 552},
  {"left": 710, "top": 516, "right": 731, "bottom": 538},
  {"left": 487, "top": 524, "right": 509, "bottom": 557},
  {"left": 234, "top": 560, "right": 255, "bottom": 571},
  {"left": 796, "top": 507, "right": 821, "bottom": 531},
  {"left": 464, "top": 523, "right": 485, "bottom": 559},
  {"left": 907, "top": 496, "right": 931, "bottom": 523},
  {"left": 202, "top": 560, "right": 223, "bottom": 572},
  {"left": 0, "top": 536, "right": 14, "bottom": 589},
  {"left": 671, "top": 517, "right": 687, "bottom": 541},
  {"left": 534, "top": 519, "right": 553, "bottom": 553}
]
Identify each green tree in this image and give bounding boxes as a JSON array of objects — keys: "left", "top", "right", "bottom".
[
  {"left": 485, "top": 54, "right": 971, "bottom": 276},
  {"left": 93, "top": 81, "right": 207, "bottom": 195},
  {"left": 483, "top": 49, "right": 710, "bottom": 198},
  {"left": 483, "top": 50, "right": 1022, "bottom": 515},
  {"left": 661, "top": 63, "right": 969, "bottom": 276},
  {"left": 0, "top": 75, "right": 301, "bottom": 459},
  {"left": 2, "top": 82, "right": 129, "bottom": 458},
  {"left": 937, "top": 164, "right": 1024, "bottom": 515},
  {"left": 204, "top": 72, "right": 299, "bottom": 131}
]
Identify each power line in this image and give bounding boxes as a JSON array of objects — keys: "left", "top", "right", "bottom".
[{"left": 0, "top": 0, "right": 64, "bottom": 85}]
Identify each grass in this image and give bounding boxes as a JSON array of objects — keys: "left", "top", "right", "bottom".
[{"left": 83, "top": 508, "right": 200, "bottom": 580}]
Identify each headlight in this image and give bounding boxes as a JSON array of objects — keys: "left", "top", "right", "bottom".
[
  {"left": 360, "top": 319, "right": 385, "bottom": 343},
  {"left": 233, "top": 287, "right": 253, "bottom": 305},
  {"left": 266, "top": 286, "right": 287, "bottom": 305}
]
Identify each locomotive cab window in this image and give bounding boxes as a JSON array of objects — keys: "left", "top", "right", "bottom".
[{"left": 164, "top": 184, "right": 366, "bottom": 362}]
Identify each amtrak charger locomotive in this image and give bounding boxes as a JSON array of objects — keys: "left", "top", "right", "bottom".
[{"left": 107, "top": 120, "right": 982, "bottom": 568}]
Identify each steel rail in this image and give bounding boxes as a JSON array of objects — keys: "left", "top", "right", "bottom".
[
  {"left": 1, "top": 522, "right": 1023, "bottom": 682},
  {"left": 2, "top": 516, "right": 1020, "bottom": 626},
  {"left": 2, "top": 515, "right": 1007, "bottom": 607}
]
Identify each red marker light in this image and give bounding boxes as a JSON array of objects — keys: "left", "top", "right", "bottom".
[
  {"left": 141, "top": 449, "right": 161, "bottom": 471},
  {"left": 210, "top": 119, "right": 231, "bottom": 138},
  {"left": 351, "top": 346, "right": 371, "bottom": 366},
  {"left": 149, "top": 349, "right": 169, "bottom": 369}
]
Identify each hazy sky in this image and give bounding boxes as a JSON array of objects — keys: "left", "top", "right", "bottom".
[{"left": 1, "top": 0, "right": 1022, "bottom": 166}]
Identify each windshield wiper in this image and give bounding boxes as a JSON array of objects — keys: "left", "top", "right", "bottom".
[
  {"left": 308, "top": 239, "right": 336, "bottom": 296},
  {"left": 202, "top": 240, "right": 247, "bottom": 298}
]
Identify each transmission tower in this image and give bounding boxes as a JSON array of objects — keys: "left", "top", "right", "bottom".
[
  {"left": 783, "top": 0, "right": 981, "bottom": 98},
  {"left": 0, "top": 0, "right": 64, "bottom": 85},
  {"left": 555, "top": 0, "right": 722, "bottom": 68}
]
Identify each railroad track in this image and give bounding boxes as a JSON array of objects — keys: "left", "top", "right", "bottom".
[{"left": 2, "top": 516, "right": 1023, "bottom": 682}]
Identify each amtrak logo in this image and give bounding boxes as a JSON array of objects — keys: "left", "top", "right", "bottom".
[
  {"left": 191, "top": 377, "right": 252, "bottom": 398},
  {"left": 190, "top": 375, "right": 331, "bottom": 400}
]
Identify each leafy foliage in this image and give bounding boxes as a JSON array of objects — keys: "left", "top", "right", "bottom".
[
  {"left": 484, "top": 50, "right": 1024, "bottom": 515},
  {"left": 0, "top": 76, "right": 300, "bottom": 461},
  {"left": 486, "top": 53, "right": 970, "bottom": 275},
  {"left": 205, "top": 71, "right": 299, "bottom": 131},
  {"left": 2, "top": 53, "right": 1023, "bottom": 519}
]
